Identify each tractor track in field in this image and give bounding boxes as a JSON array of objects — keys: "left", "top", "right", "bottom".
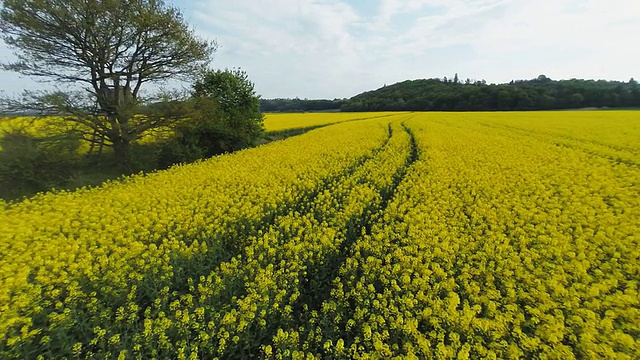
[
  {"left": 264, "top": 112, "right": 409, "bottom": 141},
  {"left": 177, "top": 122, "right": 403, "bottom": 358},
  {"left": 290, "top": 120, "right": 419, "bottom": 330},
  {"left": 21, "top": 123, "right": 397, "bottom": 353},
  {"left": 144, "top": 122, "right": 396, "bottom": 301},
  {"left": 204, "top": 119, "right": 418, "bottom": 358},
  {"left": 21, "top": 119, "right": 411, "bottom": 360}
]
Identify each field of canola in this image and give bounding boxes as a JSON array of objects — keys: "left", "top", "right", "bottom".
[
  {"left": 0, "top": 111, "right": 638, "bottom": 359},
  {"left": 0, "top": 112, "right": 401, "bottom": 152},
  {"left": 262, "top": 112, "right": 403, "bottom": 132}
]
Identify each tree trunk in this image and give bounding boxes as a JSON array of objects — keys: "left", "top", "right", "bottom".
[{"left": 112, "top": 137, "right": 131, "bottom": 171}]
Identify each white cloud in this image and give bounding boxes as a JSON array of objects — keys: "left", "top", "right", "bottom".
[
  {"left": 477, "top": 0, "right": 637, "bottom": 52},
  {"left": 1, "top": 0, "right": 639, "bottom": 98},
  {"left": 461, "top": 0, "right": 640, "bottom": 82},
  {"left": 191, "top": 0, "right": 367, "bottom": 98}
]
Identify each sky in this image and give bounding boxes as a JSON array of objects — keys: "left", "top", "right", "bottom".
[{"left": 1, "top": 0, "right": 639, "bottom": 99}]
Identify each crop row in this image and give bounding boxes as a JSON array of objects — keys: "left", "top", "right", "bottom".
[
  {"left": 98, "top": 117, "right": 416, "bottom": 359},
  {"left": 0, "top": 115, "right": 407, "bottom": 358},
  {"left": 1, "top": 112, "right": 638, "bottom": 359},
  {"left": 279, "top": 116, "right": 639, "bottom": 359}
]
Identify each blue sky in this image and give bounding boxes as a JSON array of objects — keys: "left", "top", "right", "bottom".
[{"left": 1, "top": 0, "right": 639, "bottom": 98}]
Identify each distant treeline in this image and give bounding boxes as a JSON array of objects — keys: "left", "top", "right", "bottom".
[
  {"left": 260, "top": 75, "right": 640, "bottom": 112},
  {"left": 260, "top": 98, "right": 346, "bottom": 112},
  {"left": 342, "top": 75, "right": 640, "bottom": 112}
]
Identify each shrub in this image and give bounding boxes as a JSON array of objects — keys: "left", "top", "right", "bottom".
[
  {"left": 157, "top": 69, "right": 264, "bottom": 167},
  {"left": 0, "top": 129, "right": 81, "bottom": 198}
]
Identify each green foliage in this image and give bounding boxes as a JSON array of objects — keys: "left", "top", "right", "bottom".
[
  {"left": 260, "top": 98, "right": 345, "bottom": 112},
  {"left": 158, "top": 69, "right": 264, "bottom": 167},
  {"left": 0, "top": 130, "right": 81, "bottom": 198},
  {"left": 0, "top": 0, "right": 216, "bottom": 167},
  {"left": 341, "top": 76, "right": 640, "bottom": 111}
]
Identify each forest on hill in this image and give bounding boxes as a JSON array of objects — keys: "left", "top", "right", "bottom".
[
  {"left": 260, "top": 75, "right": 640, "bottom": 112},
  {"left": 259, "top": 98, "right": 346, "bottom": 112}
]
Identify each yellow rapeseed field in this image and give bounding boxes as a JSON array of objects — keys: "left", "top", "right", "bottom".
[
  {"left": 263, "top": 112, "right": 403, "bottom": 132},
  {"left": 0, "top": 111, "right": 638, "bottom": 359},
  {"left": 0, "top": 112, "right": 401, "bottom": 151}
]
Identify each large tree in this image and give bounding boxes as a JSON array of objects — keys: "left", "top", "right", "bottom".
[{"left": 0, "top": 0, "right": 216, "bottom": 166}]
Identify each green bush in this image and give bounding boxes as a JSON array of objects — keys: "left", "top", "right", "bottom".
[
  {"left": 157, "top": 69, "right": 264, "bottom": 168},
  {"left": 0, "top": 130, "right": 81, "bottom": 199}
]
